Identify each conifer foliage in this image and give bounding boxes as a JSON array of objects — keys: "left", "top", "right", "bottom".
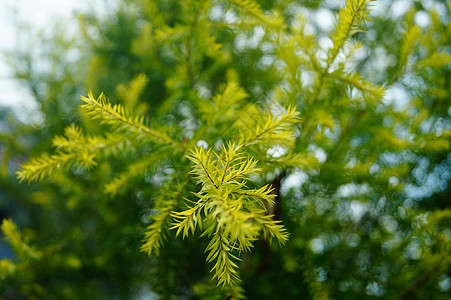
[
  {"left": 1, "top": 0, "right": 451, "bottom": 299},
  {"left": 17, "top": 86, "right": 298, "bottom": 288}
]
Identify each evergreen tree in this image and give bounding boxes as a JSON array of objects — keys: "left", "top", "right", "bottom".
[{"left": 1, "top": 0, "right": 450, "bottom": 299}]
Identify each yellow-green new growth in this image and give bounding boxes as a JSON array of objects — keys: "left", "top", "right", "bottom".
[
  {"left": 171, "top": 143, "right": 289, "bottom": 286},
  {"left": 16, "top": 81, "right": 300, "bottom": 290},
  {"left": 226, "top": 0, "right": 285, "bottom": 30},
  {"left": 1, "top": 219, "right": 41, "bottom": 260},
  {"left": 16, "top": 91, "right": 185, "bottom": 183},
  {"left": 81, "top": 91, "right": 181, "bottom": 149},
  {"left": 16, "top": 125, "right": 123, "bottom": 183},
  {"left": 238, "top": 105, "right": 300, "bottom": 147},
  {"left": 328, "top": 70, "right": 385, "bottom": 98},
  {"left": 328, "top": 0, "right": 375, "bottom": 67}
]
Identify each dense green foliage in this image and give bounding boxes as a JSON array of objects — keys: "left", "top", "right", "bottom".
[{"left": 1, "top": 0, "right": 450, "bottom": 299}]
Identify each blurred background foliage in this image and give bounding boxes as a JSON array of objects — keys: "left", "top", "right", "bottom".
[{"left": 0, "top": 0, "right": 450, "bottom": 299}]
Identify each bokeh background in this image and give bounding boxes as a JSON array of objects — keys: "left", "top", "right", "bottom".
[{"left": 1, "top": 0, "right": 450, "bottom": 299}]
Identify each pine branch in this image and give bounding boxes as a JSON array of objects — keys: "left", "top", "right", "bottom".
[
  {"left": 116, "top": 73, "right": 148, "bottom": 112},
  {"left": 309, "top": 0, "right": 375, "bottom": 104},
  {"left": 225, "top": 0, "right": 285, "bottom": 30},
  {"left": 416, "top": 51, "right": 451, "bottom": 69},
  {"left": 141, "top": 175, "right": 191, "bottom": 256},
  {"left": 327, "top": 0, "right": 374, "bottom": 69},
  {"left": 395, "top": 25, "right": 420, "bottom": 79},
  {"left": 328, "top": 70, "right": 386, "bottom": 98},
  {"left": 219, "top": 143, "right": 260, "bottom": 183},
  {"left": 253, "top": 213, "right": 289, "bottom": 245},
  {"left": 80, "top": 91, "right": 182, "bottom": 149},
  {"left": 206, "top": 228, "right": 241, "bottom": 286},
  {"left": 239, "top": 105, "right": 300, "bottom": 148},
  {"left": 170, "top": 194, "right": 210, "bottom": 238},
  {"left": 232, "top": 185, "right": 275, "bottom": 208},
  {"left": 187, "top": 147, "right": 219, "bottom": 189},
  {"left": 16, "top": 125, "right": 125, "bottom": 183},
  {"left": 16, "top": 152, "right": 78, "bottom": 183},
  {"left": 141, "top": 201, "right": 176, "bottom": 256},
  {"left": 171, "top": 143, "right": 290, "bottom": 286},
  {"left": 1, "top": 219, "right": 41, "bottom": 260}
]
